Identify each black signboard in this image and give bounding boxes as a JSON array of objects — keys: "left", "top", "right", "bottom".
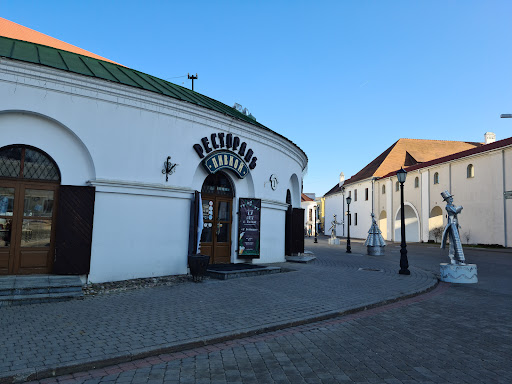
[{"left": 238, "top": 198, "right": 261, "bottom": 258}]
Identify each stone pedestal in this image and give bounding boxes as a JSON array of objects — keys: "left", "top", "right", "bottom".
[
  {"left": 328, "top": 238, "right": 340, "bottom": 245},
  {"left": 367, "top": 246, "right": 385, "bottom": 256},
  {"left": 440, "top": 263, "right": 478, "bottom": 283}
]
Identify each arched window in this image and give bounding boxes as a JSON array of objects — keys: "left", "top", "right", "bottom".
[
  {"left": 467, "top": 164, "right": 474, "bottom": 178},
  {"left": 395, "top": 181, "right": 399, "bottom": 191},
  {"left": 201, "top": 172, "right": 234, "bottom": 197},
  {"left": 382, "top": 185, "right": 386, "bottom": 194},
  {"left": 414, "top": 177, "right": 419, "bottom": 188},
  {"left": 433, "top": 172, "right": 439, "bottom": 184},
  {"left": 0, "top": 145, "right": 61, "bottom": 181}
]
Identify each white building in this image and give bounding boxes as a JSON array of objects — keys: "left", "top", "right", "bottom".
[
  {"left": 324, "top": 134, "right": 512, "bottom": 247},
  {"left": 300, "top": 193, "right": 317, "bottom": 236},
  {"left": 0, "top": 18, "right": 307, "bottom": 282}
]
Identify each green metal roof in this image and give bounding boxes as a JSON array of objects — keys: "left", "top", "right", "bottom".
[{"left": 0, "top": 35, "right": 307, "bottom": 164}]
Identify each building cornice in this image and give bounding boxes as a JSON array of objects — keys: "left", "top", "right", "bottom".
[
  {"left": 0, "top": 59, "right": 308, "bottom": 171},
  {"left": 88, "top": 179, "right": 194, "bottom": 199}
]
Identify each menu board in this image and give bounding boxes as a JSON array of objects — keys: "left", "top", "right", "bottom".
[{"left": 238, "top": 198, "right": 261, "bottom": 258}]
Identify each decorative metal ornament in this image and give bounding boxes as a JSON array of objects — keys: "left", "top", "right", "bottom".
[
  {"left": 269, "top": 174, "right": 278, "bottom": 190},
  {"left": 162, "top": 156, "right": 177, "bottom": 182}
]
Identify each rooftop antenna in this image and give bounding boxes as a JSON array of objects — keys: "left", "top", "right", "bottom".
[{"left": 188, "top": 73, "right": 198, "bottom": 91}]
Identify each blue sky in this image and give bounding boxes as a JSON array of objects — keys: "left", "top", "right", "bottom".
[{"left": 2, "top": 0, "right": 511, "bottom": 196}]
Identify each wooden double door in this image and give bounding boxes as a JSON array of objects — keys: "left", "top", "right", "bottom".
[
  {"left": 0, "top": 180, "right": 58, "bottom": 275},
  {"left": 200, "top": 195, "right": 232, "bottom": 264}
]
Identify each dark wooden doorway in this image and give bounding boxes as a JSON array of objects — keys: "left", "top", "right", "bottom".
[
  {"left": 200, "top": 173, "right": 234, "bottom": 264},
  {"left": 285, "top": 204, "right": 305, "bottom": 256},
  {"left": 0, "top": 146, "right": 61, "bottom": 275}
]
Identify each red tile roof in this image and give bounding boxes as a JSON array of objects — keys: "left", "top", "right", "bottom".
[
  {"left": 0, "top": 17, "right": 121, "bottom": 65},
  {"left": 377, "top": 136, "right": 512, "bottom": 179},
  {"left": 324, "top": 138, "right": 482, "bottom": 196},
  {"left": 301, "top": 193, "right": 314, "bottom": 202}
]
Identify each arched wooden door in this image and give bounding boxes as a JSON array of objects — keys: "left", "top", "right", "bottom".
[
  {"left": 200, "top": 172, "right": 234, "bottom": 264},
  {"left": 0, "top": 146, "right": 60, "bottom": 275}
]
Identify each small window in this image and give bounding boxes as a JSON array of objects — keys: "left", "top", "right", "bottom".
[
  {"left": 467, "top": 164, "right": 474, "bottom": 178},
  {"left": 365, "top": 188, "right": 368, "bottom": 200},
  {"left": 355, "top": 213, "right": 358, "bottom": 226},
  {"left": 309, "top": 209, "right": 312, "bottom": 221},
  {"left": 414, "top": 177, "right": 419, "bottom": 188},
  {"left": 349, "top": 190, "right": 351, "bottom": 198},
  {"left": 433, "top": 172, "right": 439, "bottom": 184},
  {"left": 395, "top": 181, "right": 399, "bottom": 191},
  {"left": 354, "top": 189, "right": 358, "bottom": 201},
  {"left": 382, "top": 185, "right": 386, "bottom": 194}
]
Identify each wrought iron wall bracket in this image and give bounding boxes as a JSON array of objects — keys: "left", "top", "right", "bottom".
[{"left": 162, "top": 156, "right": 177, "bottom": 182}]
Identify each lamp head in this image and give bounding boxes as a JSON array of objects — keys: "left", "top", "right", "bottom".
[
  {"left": 346, "top": 196, "right": 352, "bottom": 205},
  {"left": 397, "top": 167, "right": 407, "bottom": 183}
]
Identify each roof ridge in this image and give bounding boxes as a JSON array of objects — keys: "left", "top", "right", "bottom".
[{"left": 397, "top": 137, "right": 483, "bottom": 144}]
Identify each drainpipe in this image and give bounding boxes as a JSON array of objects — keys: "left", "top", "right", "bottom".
[{"left": 342, "top": 187, "right": 345, "bottom": 237}]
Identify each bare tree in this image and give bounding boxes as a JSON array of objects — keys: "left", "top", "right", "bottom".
[
  {"left": 429, "top": 227, "right": 443, "bottom": 243},
  {"left": 463, "top": 230, "right": 471, "bottom": 244}
]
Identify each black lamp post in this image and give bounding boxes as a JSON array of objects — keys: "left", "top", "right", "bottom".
[
  {"left": 397, "top": 167, "right": 410, "bottom": 275},
  {"left": 314, "top": 205, "right": 318, "bottom": 243},
  {"left": 346, "top": 196, "right": 352, "bottom": 253}
]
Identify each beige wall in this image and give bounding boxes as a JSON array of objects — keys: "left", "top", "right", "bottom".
[
  {"left": 327, "top": 145, "right": 511, "bottom": 246},
  {"left": 450, "top": 152, "right": 500, "bottom": 244},
  {"left": 370, "top": 146, "right": 511, "bottom": 245}
]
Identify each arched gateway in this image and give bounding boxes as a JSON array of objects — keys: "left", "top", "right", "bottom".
[
  {"left": 200, "top": 172, "right": 234, "bottom": 264},
  {"left": 0, "top": 145, "right": 60, "bottom": 274}
]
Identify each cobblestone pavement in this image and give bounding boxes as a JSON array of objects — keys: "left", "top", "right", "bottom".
[
  {"left": 25, "top": 243, "right": 512, "bottom": 384},
  {"left": 5, "top": 238, "right": 511, "bottom": 383},
  {"left": 1, "top": 238, "right": 437, "bottom": 382}
]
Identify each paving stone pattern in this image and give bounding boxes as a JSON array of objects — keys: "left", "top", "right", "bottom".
[
  {"left": 27, "top": 276, "right": 512, "bottom": 383},
  {"left": 1, "top": 239, "right": 437, "bottom": 381}
]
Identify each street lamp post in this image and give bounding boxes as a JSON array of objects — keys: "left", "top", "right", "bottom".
[
  {"left": 314, "top": 205, "right": 318, "bottom": 243},
  {"left": 346, "top": 196, "right": 352, "bottom": 253},
  {"left": 397, "top": 167, "right": 410, "bottom": 275}
]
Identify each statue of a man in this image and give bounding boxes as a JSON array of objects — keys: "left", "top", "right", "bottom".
[
  {"left": 440, "top": 191, "right": 465, "bottom": 265},
  {"left": 329, "top": 214, "right": 343, "bottom": 239}
]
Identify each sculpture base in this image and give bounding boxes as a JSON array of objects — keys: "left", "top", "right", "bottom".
[
  {"left": 440, "top": 263, "right": 478, "bottom": 283},
  {"left": 328, "top": 238, "right": 340, "bottom": 245},
  {"left": 367, "top": 246, "right": 385, "bottom": 256}
]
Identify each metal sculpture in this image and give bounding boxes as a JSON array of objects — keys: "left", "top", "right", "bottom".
[
  {"left": 440, "top": 191, "right": 465, "bottom": 265},
  {"left": 328, "top": 214, "right": 343, "bottom": 239},
  {"left": 364, "top": 213, "right": 386, "bottom": 255}
]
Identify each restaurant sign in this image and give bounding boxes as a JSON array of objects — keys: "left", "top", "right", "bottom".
[
  {"left": 238, "top": 198, "right": 261, "bottom": 258},
  {"left": 203, "top": 151, "right": 249, "bottom": 179},
  {"left": 193, "top": 132, "right": 257, "bottom": 179}
]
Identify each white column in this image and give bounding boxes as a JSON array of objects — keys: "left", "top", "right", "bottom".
[
  {"left": 386, "top": 178, "right": 393, "bottom": 241},
  {"left": 421, "top": 170, "right": 430, "bottom": 242}
]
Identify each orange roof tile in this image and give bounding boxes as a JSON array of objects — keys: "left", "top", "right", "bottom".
[
  {"left": 377, "top": 136, "right": 512, "bottom": 179},
  {"left": 0, "top": 17, "right": 121, "bottom": 65},
  {"left": 301, "top": 193, "right": 314, "bottom": 202},
  {"left": 324, "top": 138, "right": 482, "bottom": 196}
]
